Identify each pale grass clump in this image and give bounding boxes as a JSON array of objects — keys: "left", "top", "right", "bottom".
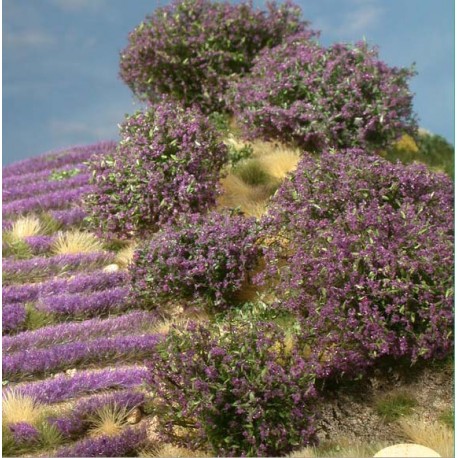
[
  {"left": 9, "top": 215, "right": 42, "bottom": 240},
  {"left": 288, "top": 439, "right": 388, "bottom": 458},
  {"left": 115, "top": 243, "right": 137, "bottom": 269},
  {"left": 51, "top": 230, "right": 103, "bottom": 255},
  {"left": 399, "top": 418, "right": 453, "bottom": 458},
  {"left": 150, "top": 310, "right": 210, "bottom": 335},
  {"left": 88, "top": 403, "right": 131, "bottom": 437},
  {"left": 256, "top": 149, "right": 301, "bottom": 179},
  {"left": 2, "top": 391, "right": 46, "bottom": 425}
]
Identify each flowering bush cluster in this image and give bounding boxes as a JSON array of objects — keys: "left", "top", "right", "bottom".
[
  {"left": 130, "top": 211, "right": 261, "bottom": 310},
  {"left": 149, "top": 320, "right": 318, "bottom": 456},
  {"left": 229, "top": 34, "right": 417, "bottom": 151},
  {"left": 260, "top": 150, "right": 454, "bottom": 376},
  {"left": 119, "top": 0, "right": 310, "bottom": 112},
  {"left": 85, "top": 101, "right": 228, "bottom": 238}
]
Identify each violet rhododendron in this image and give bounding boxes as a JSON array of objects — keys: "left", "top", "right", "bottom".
[
  {"left": 229, "top": 34, "right": 417, "bottom": 151},
  {"left": 85, "top": 100, "right": 228, "bottom": 238},
  {"left": 259, "top": 150, "right": 453, "bottom": 376},
  {"left": 119, "top": 0, "right": 311, "bottom": 112}
]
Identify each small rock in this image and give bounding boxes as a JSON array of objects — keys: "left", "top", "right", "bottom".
[
  {"left": 126, "top": 407, "right": 142, "bottom": 425},
  {"left": 103, "top": 264, "right": 120, "bottom": 273},
  {"left": 373, "top": 443, "right": 441, "bottom": 457}
]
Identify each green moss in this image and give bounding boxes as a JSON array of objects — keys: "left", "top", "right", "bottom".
[
  {"left": 233, "top": 159, "right": 274, "bottom": 186},
  {"left": 438, "top": 407, "right": 454, "bottom": 429}
]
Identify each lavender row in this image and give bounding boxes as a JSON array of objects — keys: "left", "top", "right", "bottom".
[
  {"left": 52, "top": 425, "right": 147, "bottom": 457},
  {"left": 4, "top": 311, "right": 155, "bottom": 354},
  {"left": 2, "top": 141, "right": 116, "bottom": 179},
  {"left": 4, "top": 334, "right": 161, "bottom": 380},
  {"left": 3, "top": 303, "right": 27, "bottom": 334},
  {"left": 49, "top": 390, "right": 145, "bottom": 439},
  {"left": 3, "top": 252, "right": 115, "bottom": 285},
  {"left": 3, "top": 172, "right": 90, "bottom": 204},
  {"left": 11, "top": 366, "right": 149, "bottom": 404},
  {"left": 35, "top": 287, "right": 130, "bottom": 319},
  {"left": 3, "top": 185, "right": 94, "bottom": 217},
  {"left": 49, "top": 207, "right": 87, "bottom": 227},
  {"left": 3, "top": 269, "right": 128, "bottom": 304},
  {"left": 3, "top": 163, "right": 87, "bottom": 190}
]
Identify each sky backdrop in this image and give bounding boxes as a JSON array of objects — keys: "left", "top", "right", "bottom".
[{"left": 3, "top": 0, "right": 454, "bottom": 165}]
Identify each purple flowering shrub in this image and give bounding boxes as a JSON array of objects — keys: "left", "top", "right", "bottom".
[
  {"left": 148, "top": 320, "right": 318, "bottom": 456},
  {"left": 130, "top": 211, "right": 261, "bottom": 310},
  {"left": 259, "top": 150, "right": 454, "bottom": 376},
  {"left": 119, "top": 0, "right": 311, "bottom": 113},
  {"left": 229, "top": 34, "right": 417, "bottom": 151},
  {"left": 85, "top": 101, "right": 228, "bottom": 238}
]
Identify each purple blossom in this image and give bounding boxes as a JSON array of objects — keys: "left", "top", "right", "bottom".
[
  {"left": 228, "top": 34, "right": 417, "bottom": 151},
  {"left": 3, "top": 334, "right": 161, "bottom": 380},
  {"left": 2, "top": 141, "right": 115, "bottom": 179},
  {"left": 85, "top": 100, "right": 228, "bottom": 238},
  {"left": 3, "top": 252, "right": 115, "bottom": 285},
  {"left": 36, "top": 286, "right": 131, "bottom": 319},
  {"left": 4, "top": 311, "right": 156, "bottom": 354},
  {"left": 49, "top": 391, "right": 145, "bottom": 439},
  {"left": 2, "top": 303, "right": 27, "bottom": 334},
  {"left": 9, "top": 422, "right": 40, "bottom": 445},
  {"left": 119, "top": 0, "right": 311, "bottom": 112},
  {"left": 130, "top": 211, "right": 261, "bottom": 310},
  {"left": 52, "top": 425, "right": 147, "bottom": 457},
  {"left": 3, "top": 269, "right": 128, "bottom": 304},
  {"left": 12, "top": 366, "right": 149, "bottom": 404}
]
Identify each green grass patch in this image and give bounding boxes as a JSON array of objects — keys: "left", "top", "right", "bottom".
[
  {"left": 375, "top": 390, "right": 417, "bottom": 422},
  {"left": 438, "top": 407, "right": 454, "bottom": 429}
]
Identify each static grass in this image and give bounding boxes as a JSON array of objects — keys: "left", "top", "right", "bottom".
[
  {"left": 87, "top": 403, "right": 131, "bottom": 438},
  {"left": 24, "top": 303, "right": 55, "bottom": 331},
  {"left": 438, "top": 407, "right": 454, "bottom": 429},
  {"left": 233, "top": 158, "right": 275, "bottom": 186},
  {"left": 375, "top": 390, "right": 417, "bottom": 422},
  {"left": 2, "top": 236, "right": 33, "bottom": 259},
  {"left": 51, "top": 230, "right": 103, "bottom": 255}
]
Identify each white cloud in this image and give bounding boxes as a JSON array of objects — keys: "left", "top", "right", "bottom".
[
  {"left": 49, "top": 0, "right": 107, "bottom": 12},
  {"left": 340, "top": 4, "right": 384, "bottom": 36}
]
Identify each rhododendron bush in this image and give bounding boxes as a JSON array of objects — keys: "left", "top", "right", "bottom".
[
  {"left": 259, "top": 150, "right": 453, "bottom": 376},
  {"left": 148, "top": 321, "right": 318, "bottom": 456},
  {"left": 119, "top": 0, "right": 311, "bottom": 112},
  {"left": 229, "top": 35, "right": 417, "bottom": 151},
  {"left": 85, "top": 100, "right": 228, "bottom": 238},
  {"left": 130, "top": 211, "right": 261, "bottom": 310}
]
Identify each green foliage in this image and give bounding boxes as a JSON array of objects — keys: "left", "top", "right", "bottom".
[
  {"left": 438, "top": 407, "right": 454, "bottom": 429},
  {"left": 49, "top": 168, "right": 81, "bottom": 181},
  {"left": 208, "top": 112, "right": 231, "bottom": 133},
  {"left": 24, "top": 304, "right": 55, "bottom": 331},
  {"left": 39, "top": 213, "right": 63, "bottom": 235},
  {"left": 375, "top": 390, "right": 417, "bottom": 422},
  {"left": 228, "top": 143, "right": 253, "bottom": 166},
  {"left": 233, "top": 159, "right": 274, "bottom": 186},
  {"left": 3, "top": 235, "right": 33, "bottom": 259}
]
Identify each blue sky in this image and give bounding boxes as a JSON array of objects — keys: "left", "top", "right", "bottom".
[{"left": 3, "top": 0, "right": 454, "bottom": 165}]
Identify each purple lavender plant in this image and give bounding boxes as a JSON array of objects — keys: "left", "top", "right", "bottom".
[
  {"left": 85, "top": 100, "right": 228, "bottom": 238},
  {"left": 130, "top": 211, "right": 261, "bottom": 310},
  {"left": 229, "top": 34, "right": 417, "bottom": 151},
  {"left": 4, "top": 311, "right": 155, "bottom": 354},
  {"left": 13, "top": 366, "right": 149, "bottom": 404},
  {"left": 3, "top": 303, "right": 27, "bottom": 334},
  {"left": 260, "top": 150, "right": 454, "bottom": 376},
  {"left": 52, "top": 425, "right": 147, "bottom": 457},
  {"left": 3, "top": 334, "right": 161, "bottom": 380},
  {"left": 9, "top": 422, "right": 40, "bottom": 445},
  {"left": 119, "top": 0, "right": 311, "bottom": 112}
]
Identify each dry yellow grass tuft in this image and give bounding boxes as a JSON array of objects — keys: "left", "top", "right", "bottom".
[
  {"left": 289, "top": 440, "right": 388, "bottom": 458},
  {"left": 115, "top": 243, "right": 138, "bottom": 269},
  {"left": 88, "top": 403, "right": 130, "bottom": 437},
  {"left": 52, "top": 230, "right": 103, "bottom": 255},
  {"left": 139, "top": 443, "right": 211, "bottom": 457},
  {"left": 2, "top": 390, "right": 46, "bottom": 425},
  {"left": 399, "top": 418, "right": 454, "bottom": 458},
  {"left": 9, "top": 215, "right": 42, "bottom": 240},
  {"left": 256, "top": 149, "right": 301, "bottom": 179}
]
